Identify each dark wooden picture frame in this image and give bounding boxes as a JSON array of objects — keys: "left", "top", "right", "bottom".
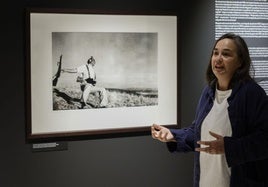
[{"left": 25, "top": 8, "right": 179, "bottom": 142}]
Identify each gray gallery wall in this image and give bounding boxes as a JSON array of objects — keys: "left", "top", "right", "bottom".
[{"left": 0, "top": 0, "right": 214, "bottom": 186}]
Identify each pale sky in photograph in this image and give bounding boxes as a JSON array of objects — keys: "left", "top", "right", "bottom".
[{"left": 52, "top": 32, "right": 158, "bottom": 89}]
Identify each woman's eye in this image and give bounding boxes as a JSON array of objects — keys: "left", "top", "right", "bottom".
[{"left": 222, "top": 52, "right": 230, "bottom": 57}]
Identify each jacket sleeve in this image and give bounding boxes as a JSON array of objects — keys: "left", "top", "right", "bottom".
[
  {"left": 224, "top": 83, "right": 268, "bottom": 167},
  {"left": 167, "top": 123, "right": 196, "bottom": 153},
  {"left": 166, "top": 86, "right": 211, "bottom": 153}
]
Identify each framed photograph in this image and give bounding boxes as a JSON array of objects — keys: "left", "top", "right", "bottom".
[{"left": 25, "top": 8, "right": 178, "bottom": 142}]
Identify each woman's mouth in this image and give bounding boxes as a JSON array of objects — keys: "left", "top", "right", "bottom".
[{"left": 214, "top": 65, "right": 225, "bottom": 73}]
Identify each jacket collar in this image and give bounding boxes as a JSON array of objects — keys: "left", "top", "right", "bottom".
[{"left": 207, "top": 79, "right": 245, "bottom": 102}]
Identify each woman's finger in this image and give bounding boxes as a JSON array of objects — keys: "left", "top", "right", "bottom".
[{"left": 209, "top": 131, "right": 223, "bottom": 139}]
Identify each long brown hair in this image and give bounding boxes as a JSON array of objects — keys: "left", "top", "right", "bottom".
[{"left": 206, "top": 33, "right": 254, "bottom": 88}]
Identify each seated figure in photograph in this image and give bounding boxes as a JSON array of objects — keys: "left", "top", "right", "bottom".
[{"left": 62, "top": 56, "right": 108, "bottom": 108}]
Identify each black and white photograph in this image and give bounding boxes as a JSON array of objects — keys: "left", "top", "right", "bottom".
[
  {"left": 26, "top": 9, "right": 177, "bottom": 139},
  {"left": 52, "top": 32, "right": 158, "bottom": 110}
]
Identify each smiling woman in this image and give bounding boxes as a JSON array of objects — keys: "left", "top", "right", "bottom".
[{"left": 151, "top": 33, "right": 268, "bottom": 187}]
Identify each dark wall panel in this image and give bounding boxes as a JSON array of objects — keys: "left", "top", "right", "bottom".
[{"left": 0, "top": 0, "right": 214, "bottom": 186}]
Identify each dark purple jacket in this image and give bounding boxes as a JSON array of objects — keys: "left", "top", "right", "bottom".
[{"left": 167, "top": 79, "right": 268, "bottom": 187}]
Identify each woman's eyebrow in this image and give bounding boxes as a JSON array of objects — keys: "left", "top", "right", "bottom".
[{"left": 213, "top": 48, "right": 233, "bottom": 52}]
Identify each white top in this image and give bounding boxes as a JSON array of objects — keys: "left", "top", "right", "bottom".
[
  {"left": 199, "top": 88, "right": 232, "bottom": 187},
  {"left": 77, "top": 64, "right": 95, "bottom": 80}
]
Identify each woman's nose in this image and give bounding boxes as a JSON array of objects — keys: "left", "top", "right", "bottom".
[{"left": 215, "top": 55, "right": 223, "bottom": 64}]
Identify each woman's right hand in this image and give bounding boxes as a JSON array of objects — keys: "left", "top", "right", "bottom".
[{"left": 151, "top": 124, "right": 175, "bottom": 142}]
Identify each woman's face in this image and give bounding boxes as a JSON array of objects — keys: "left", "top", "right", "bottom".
[{"left": 211, "top": 38, "right": 241, "bottom": 85}]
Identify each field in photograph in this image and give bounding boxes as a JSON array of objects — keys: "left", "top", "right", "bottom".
[{"left": 53, "top": 86, "right": 158, "bottom": 110}]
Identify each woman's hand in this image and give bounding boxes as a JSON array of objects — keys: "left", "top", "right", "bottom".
[
  {"left": 151, "top": 124, "right": 175, "bottom": 142},
  {"left": 195, "top": 131, "right": 225, "bottom": 154}
]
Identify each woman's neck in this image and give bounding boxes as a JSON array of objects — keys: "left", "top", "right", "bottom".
[{"left": 217, "top": 79, "right": 230, "bottom": 91}]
